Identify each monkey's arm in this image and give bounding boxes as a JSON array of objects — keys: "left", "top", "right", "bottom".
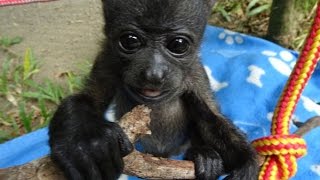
[
  {"left": 49, "top": 55, "right": 133, "bottom": 180},
  {"left": 182, "top": 91, "right": 258, "bottom": 180},
  {"left": 49, "top": 92, "right": 132, "bottom": 180}
]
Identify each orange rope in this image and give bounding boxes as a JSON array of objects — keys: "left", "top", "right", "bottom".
[{"left": 252, "top": 2, "right": 320, "bottom": 179}]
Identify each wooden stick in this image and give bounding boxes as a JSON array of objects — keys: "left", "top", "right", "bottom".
[
  {"left": 1, "top": 109, "right": 319, "bottom": 179},
  {"left": 0, "top": 105, "right": 195, "bottom": 180},
  {"left": 294, "top": 116, "right": 320, "bottom": 136},
  {"left": 119, "top": 105, "right": 195, "bottom": 179}
]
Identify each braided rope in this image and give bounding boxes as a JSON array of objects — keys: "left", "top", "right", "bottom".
[
  {"left": 0, "top": 0, "right": 55, "bottom": 6},
  {"left": 252, "top": 2, "right": 320, "bottom": 179}
]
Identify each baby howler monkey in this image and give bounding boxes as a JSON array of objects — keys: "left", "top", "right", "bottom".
[{"left": 49, "top": 0, "right": 259, "bottom": 179}]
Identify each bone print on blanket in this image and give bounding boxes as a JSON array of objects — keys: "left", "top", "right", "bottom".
[{"left": 0, "top": 26, "right": 319, "bottom": 180}]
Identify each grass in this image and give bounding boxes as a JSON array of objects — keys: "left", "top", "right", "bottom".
[
  {"left": 0, "top": 36, "right": 87, "bottom": 143},
  {"left": 209, "top": 0, "right": 272, "bottom": 37},
  {"left": 210, "top": 0, "right": 318, "bottom": 50}
]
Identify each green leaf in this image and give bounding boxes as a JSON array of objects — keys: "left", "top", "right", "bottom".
[
  {"left": 247, "top": 4, "right": 271, "bottom": 17},
  {"left": 66, "top": 72, "right": 83, "bottom": 94},
  {"left": 0, "top": 130, "right": 11, "bottom": 143},
  {"left": 22, "top": 48, "right": 39, "bottom": 80},
  {"left": 10, "top": 37, "right": 23, "bottom": 45},
  {"left": 0, "top": 36, "right": 23, "bottom": 47},
  {"left": 23, "top": 48, "right": 32, "bottom": 80},
  {"left": 247, "top": 0, "right": 260, "bottom": 12},
  {"left": 217, "top": 7, "right": 232, "bottom": 22},
  {"left": 0, "top": 58, "right": 11, "bottom": 94},
  {"left": 22, "top": 91, "right": 51, "bottom": 100},
  {"left": 18, "top": 102, "right": 33, "bottom": 133}
]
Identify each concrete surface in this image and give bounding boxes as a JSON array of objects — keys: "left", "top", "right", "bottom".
[{"left": 0, "top": 0, "right": 105, "bottom": 80}]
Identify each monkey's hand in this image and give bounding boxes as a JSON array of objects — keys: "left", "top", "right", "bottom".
[
  {"left": 221, "top": 142, "right": 259, "bottom": 180},
  {"left": 182, "top": 91, "right": 258, "bottom": 180},
  {"left": 185, "top": 147, "right": 224, "bottom": 180},
  {"left": 49, "top": 95, "right": 133, "bottom": 180},
  {"left": 186, "top": 141, "right": 258, "bottom": 180}
]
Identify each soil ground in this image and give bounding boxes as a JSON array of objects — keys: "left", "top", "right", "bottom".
[
  {"left": 0, "top": 0, "right": 273, "bottom": 81},
  {"left": 0, "top": 0, "right": 104, "bottom": 82}
]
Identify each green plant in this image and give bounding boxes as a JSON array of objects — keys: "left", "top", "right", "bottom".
[
  {"left": 0, "top": 36, "right": 88, "bottom": 143},
  {"left": 295, "top": 0, "right": 318, "bottom": 14},
  {"left": 18, "top": 102, "right": 34, "bottom": 133},
  {"left": 23, "top": 80, "right": 65, "bottom": 105},
  {"left": 0, "top": 36, "right": 23, "bottom": 48},
  {"left": 23, "top": 48, "right": 40, "bottom": 81},
  {"left": 0, "top": 58, "right": 11, "bottom": 95},
  {"left": 246, "top": 0, "right": 271, "bottom": 17},
  {"left": 66, "top": 71, "right": 84, "bottom": 94},
  {"left": 212, "top": 0, "right": 243, "bottom": 22}
]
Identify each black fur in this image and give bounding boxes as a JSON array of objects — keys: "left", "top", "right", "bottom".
[{"left": 49, "top": 0, "right": 258, "bottom": 179}]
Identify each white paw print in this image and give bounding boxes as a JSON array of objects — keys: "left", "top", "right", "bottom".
[
  {"left": 204, "top": 66, "right": 228, "bottom": 92},
  {"left": 301, "top": 96, "right": 320, "bottom": 115},
  {"left": 311, "top": 164, "right": 320, "bottom": 176},
  {"left": 218, "top": 30, "right": 245, "bottom": 45},
  {"left": 262, "top": 50, "right": 296, "bottom": 76},
  {"left": 246, "top": 65, "right": 266, "bottom": 88}
]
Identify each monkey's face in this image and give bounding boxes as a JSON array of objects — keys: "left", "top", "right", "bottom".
[
  {"left": 118, "top": 30, "right": 195, "bottom": 104},
  {"left": 102, "top": 0, "right": 210, "bottom": 104}
]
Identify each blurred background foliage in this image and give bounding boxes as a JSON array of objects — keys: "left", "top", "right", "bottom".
[{"left": 209, "top": 0, "right": 318, "bottom": 50}]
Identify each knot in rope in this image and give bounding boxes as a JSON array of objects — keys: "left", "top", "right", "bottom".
[
  {"left": 253, "top": 134, "right": 307, "bottom": 158},
  {"left": 252, "top": 134, "right": 307, "bottom": 180},
  {"left": 251, "top": 2, "right": 320, "bottom": 179}
]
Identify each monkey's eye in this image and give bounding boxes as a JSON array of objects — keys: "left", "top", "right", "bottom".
[
  {"left": 119, "top": 33, "right": 142, "bottom": 53},
  {"left": 167, "top": 37, "right": 190, "bottom": 56}
]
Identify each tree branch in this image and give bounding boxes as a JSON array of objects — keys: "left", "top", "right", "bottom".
[
  {"left": 0, "top": 105, "right": 195, "bottom": 180},
  {"left": 1, "top": 107, "right": 319, "bottom": 179}
]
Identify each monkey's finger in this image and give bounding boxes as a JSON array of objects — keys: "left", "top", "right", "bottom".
[
  {"left": 118, "top": 133, "right": 134, "bottom": 156},
  {"left": 71, "top": 144, "right": 104, "bottom": 180},
  {"left": 74, "top": 155, "right": 103, "bottom": 180},
  {"left": 110, "top": 142, "right": 125, "bottom": 178},
  {"left": 206, "top": 157, "right": 223, "bottom": 179},
  {"left": 51, "top": 151, "right": 84, "bottom": 180},
  {"left": 91, "top": 138, "right": 125, "bottom": 180},
  {"left": 224, "top": 161, "right": 258, "bottom": 180},
  {"left": 111, "top": 123, "right": 134, "bottom": 156},
  {"left": 95, "top": 149, "right": 124, "bottom": 180},
  {"left": 194, "top": 154, "right": 207, "bottom": 180}
]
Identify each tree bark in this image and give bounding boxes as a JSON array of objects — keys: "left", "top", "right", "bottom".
[{"left": 266, "top": 0, "right": 304, "bottom": 48}]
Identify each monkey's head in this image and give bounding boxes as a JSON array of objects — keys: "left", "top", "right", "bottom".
[{"left": 102, "top": 0, "right": 215, "bottom": 104}]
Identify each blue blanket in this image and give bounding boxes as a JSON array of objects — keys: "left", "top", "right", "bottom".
[{"left": 1, "top": 26, "right": 320, "bottom": 179}]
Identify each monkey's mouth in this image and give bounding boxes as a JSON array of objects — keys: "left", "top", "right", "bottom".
[
  {"left": 125, "top": 85, "right": 169, "bottom": 102},
  {"left": 140, "top": 89, "right": 162, "bottom": 97}
]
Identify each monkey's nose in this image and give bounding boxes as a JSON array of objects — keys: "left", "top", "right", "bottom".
[{"left": 144, "top": 68, "right": 166, "bottom": 84}]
